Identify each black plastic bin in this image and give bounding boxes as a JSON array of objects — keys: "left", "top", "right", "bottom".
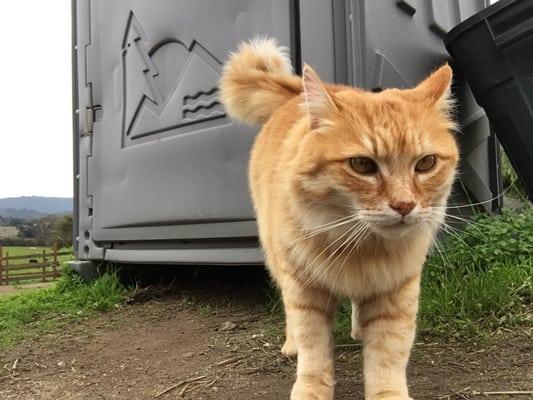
[{"left": 445, "top": 0, "right": 533, "bottom": 200}]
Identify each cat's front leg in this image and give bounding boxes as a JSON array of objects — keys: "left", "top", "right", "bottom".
[
  {"left": 282, "top": 278, "right": 337, "bottom": 400},
  {"left": 350, "top": 299, "right": 361, "bottom": 340},
  {"left": 359, "top": 273, "right": 421, "bottom": 400}
]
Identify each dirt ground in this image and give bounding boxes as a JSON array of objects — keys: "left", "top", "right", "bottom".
[{"left": 0, "top": 266, "right": 531, "bottom": 400}]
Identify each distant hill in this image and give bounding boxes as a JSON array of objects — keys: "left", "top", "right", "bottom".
[
  {"left": 0, "top": 208, "right": 47, "bottom": 219},
  {"left": 0, "top": 196, "right": 72, "bottom": 218}
]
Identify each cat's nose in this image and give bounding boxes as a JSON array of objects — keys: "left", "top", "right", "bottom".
[{"left": 389, "top": 200, "right": 416, "bottom": 216}]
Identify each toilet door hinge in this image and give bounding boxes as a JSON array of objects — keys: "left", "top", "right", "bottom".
[{"left": 84, "top": 105, "right": 102, "bottom": 136}]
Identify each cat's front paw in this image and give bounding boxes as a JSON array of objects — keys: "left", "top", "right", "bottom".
[
  {"left": 281, "top": 338, "right": 297, "bottom": 357},
  {"left": 350, "top": 323, "right": 361, "bottom": 341},
  {"left": 291, "top": 376, "right": 334, "bottom": 400}
]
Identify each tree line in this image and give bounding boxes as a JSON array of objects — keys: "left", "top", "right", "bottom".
[{"left": 0, "top": 214, "right": 73, "bottom": 248}]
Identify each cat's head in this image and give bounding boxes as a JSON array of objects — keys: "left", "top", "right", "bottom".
[{"left": 293, "top": 65, "right": 458, "bottom": 239}]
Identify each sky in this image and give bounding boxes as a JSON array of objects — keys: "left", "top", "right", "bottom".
[{"left": 0, "top": 2, "right": 72, "bottom": 198}]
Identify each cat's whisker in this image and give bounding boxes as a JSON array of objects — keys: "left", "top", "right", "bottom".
[
  {"left": 298, "top": 214, "right": 359, "bottom": 232},
  {"left": 432, "top": 234, "right": 450, "bottom": 270},
  {"left": 325, "top": 225, "right": 370, "bottom": 309},
  {"left": 299, "top": 215, "right": 361, "bottom": 236},
  {"left": 430, "top": 208, "right": 493, "bottom": 230},
  {"left": 439, "top": 224, "right": 490, "bottom": 263},
  {"left": 294, "top": 222, "right": 363, "bottom": 287},
  {"left": 432, "top": 178, "right": 517, "bottom": 210},
  {"left": 291, "top": 214, "right": 362, "bottom": 242},
  {"left": 416, "top": 220, "right": 449, "bottom": 268},
  {"left": 423, "top": 216, "right": 491, "bottom": 264},
  {"left": 313, "top": 224, "right": 371, "bottom": 292},
  {"left": 298, "top": 222, "right": 369, "bottom": 293},
  {"left": 317, "top": 223, "right": 369, "bottom": 279},
  {"left": 429, "top": 208, "right": 472, "bottom": 223},
  {"left": 277, "top": 215, "right": 362, "bottom": 253},
  {"left": 428, "top": 210, "right": 491, "bottom": 242},
  {"left": 297, "top": 222, "right": 366, "bottom": 287}
]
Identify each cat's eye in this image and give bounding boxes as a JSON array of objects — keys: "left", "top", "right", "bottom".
[
  {"left": 415, "top": 155, "right": 436, "bottom": 172},
  {"left": 349, "top": 157, "right": 378, "bottom": 174}
]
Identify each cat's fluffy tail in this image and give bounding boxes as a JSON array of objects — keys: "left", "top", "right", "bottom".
[{"left": 220, "top": 38, "right": 302, "bottom": 125}]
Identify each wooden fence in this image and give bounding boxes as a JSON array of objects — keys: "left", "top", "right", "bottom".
[{"left": 0, "top": 246, "right": 71, "bottom": 285}]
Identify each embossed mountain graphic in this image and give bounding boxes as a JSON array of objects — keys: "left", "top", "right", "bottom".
[{"left": 122, "top": 12, "right": 225, "bottom": 142}]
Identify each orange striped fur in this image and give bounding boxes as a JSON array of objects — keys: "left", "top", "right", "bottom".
[{"left": 221, "top": 38, "right": 458, "bottom": 400}]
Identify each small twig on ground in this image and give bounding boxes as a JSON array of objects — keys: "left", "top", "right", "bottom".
[
  {"left": 215, "top": 355, "right": 248, "bottom": 367},
  {"left": 335, "top": 343, "right": 361, "bottom": 349},
  {"left": 448, "top": 361, "right": 469, "bottom": 370},
  {"left": 472, "top": 390, "right": 533, "bottom": 396},
  {"left": 178, "top": 382, "right": 190, "bottom": 397},
  {"left": 451, "top": 389, "right": 469, "bottom": 400},
  {"left": 11, "top": 359, "right": 19, "bottom": 372},
  {"left": 204, "top": 377, "right": 219, "bottom": 389},
  {"left": 92, "top": 343, "right": 109, "bottom": 353},
  {"left": 185, "top": 382, "right": 204, "bottom": 397},
  {"left": 154, "top": 374, "right": 207, "bottom": 398},
  {"left": 36, "top": 369, "right": 67, "bottom": 379}
]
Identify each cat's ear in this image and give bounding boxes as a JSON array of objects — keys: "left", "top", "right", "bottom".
[
  {"left": 302, "top": 64, "right": 337, "bottom": 129},
  {"left": 415, "top": 64, "right": 453, "bottom": 110}
]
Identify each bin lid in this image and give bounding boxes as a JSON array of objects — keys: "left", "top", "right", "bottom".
[{"left": 445, "top": 0, "right": 517, "bottom": 45}]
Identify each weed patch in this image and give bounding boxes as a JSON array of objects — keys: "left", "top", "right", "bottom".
[
  {"left": 334, "top": 209, "right": 533, "bottom": 341},
  {"left": 0, "top": 267, "right": 131, "bottom": 349},
  {"left": 419, "top": 209, "right": 532, "bottom": 336}
]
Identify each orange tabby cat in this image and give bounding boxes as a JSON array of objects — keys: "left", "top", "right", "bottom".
[{"left": 221, "top": 39, "right": 458, "bottom": 400}]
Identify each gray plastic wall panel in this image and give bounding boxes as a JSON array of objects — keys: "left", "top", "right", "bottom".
[
  {"left": 78, "top": 0, "right": 294, "bottom": 247},
  {"left": 93, "top": 220, "right": 258, "bottom": 241},
  {"left": 104, "top": 247, "right": 263, "bottom": 265},
  {"left": 71, "top": 0, "right": 79, "bottom": 255},
  {"left": 299, "top": 0, "right": 336, "bottom": 82},
  {"left": 74, "top": 0, "right": 104, "bottom": 260},
  {"left": 299, "top": 0, "right": 353, "bottom": 85},
  {"left": 73, "top": 0, "right": 498, "bottom": 264}
]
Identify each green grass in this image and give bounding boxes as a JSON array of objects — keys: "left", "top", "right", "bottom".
[
  {"left": 198, "top": 303, "right": 214, "bottom": 317},
  {"left": 333, "top": 208, "right": 533, "bottom": 341},
  {"left": 266, "top": 208, "right": 533, "bottom": 341},
  {"left": 501, "top": 149, "right": 530, "bottom": 201},
  {"left": 418, "top": 209, "right": 532, "bottom": 337},
  {"left": 0, "top": 267, "right": 131, "bottom": 349}
]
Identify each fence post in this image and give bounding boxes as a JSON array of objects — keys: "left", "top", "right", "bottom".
[
  {"left": 52, "top": 243, "right": 58, "bottom": 278},
  {"left": 42, "top": 249, "right": 47, "bottom": 282},
  {"left": 5, "top": 250, "right": 9, "bottom": 284},
  {"left": 0, "top": 245, "right": 3, "bottom": 285}
]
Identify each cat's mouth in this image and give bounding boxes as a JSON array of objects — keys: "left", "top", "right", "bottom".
[
  {"left": 370, "top": 217, "right": 419, "bottom": 238},
  {"left": 375, "top": 217, "right": 415, "bottom": 227}
]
